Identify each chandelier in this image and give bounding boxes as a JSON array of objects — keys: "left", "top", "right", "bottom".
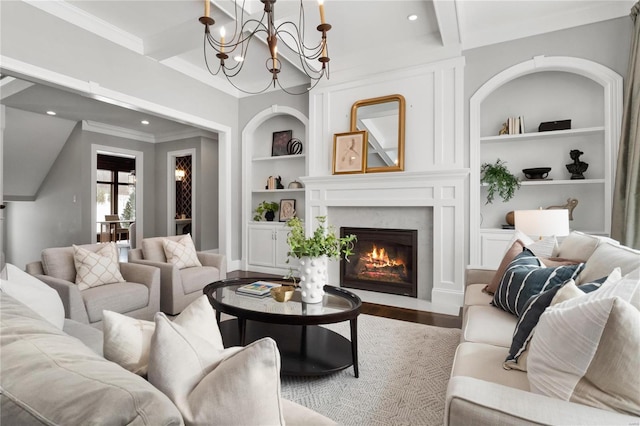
[{"left": 198, "top": 0, "right": 331, "bottom": 95}]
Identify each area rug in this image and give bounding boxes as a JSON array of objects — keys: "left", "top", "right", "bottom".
[{"left": 280, "top": 314, "right": 461, "bottom": 425}]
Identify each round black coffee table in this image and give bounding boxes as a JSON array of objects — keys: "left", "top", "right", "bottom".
[{"left": 203, "top": 278, "right": 362, "bottom": 377}]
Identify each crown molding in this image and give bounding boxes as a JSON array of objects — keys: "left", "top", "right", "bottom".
[
  {"left": 82, "top": 120, "right": 155, "bottom": 143},
  {"left": 461, "top": 2, "right": 632, "bottom": 50},
  {"left": 23, "top": 0, "right": 143, "bottom": 54}
]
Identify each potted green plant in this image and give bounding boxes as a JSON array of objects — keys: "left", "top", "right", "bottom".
[
  {"left": 481, "top": 159, "right": 521, "bottom": 204},
  {"left": 253, "top": 201, "right": 279, "bottom": 221},
  {"left": 285, "top": 216, "right": 356, "bottom": 303}
]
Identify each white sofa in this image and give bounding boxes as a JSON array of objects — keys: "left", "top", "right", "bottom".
[
  {"left": 445, "top": 232, "right": 640, "bottom": 425},
  {"left": 0, "top": 263, "right": 334, "bottom": 425}
]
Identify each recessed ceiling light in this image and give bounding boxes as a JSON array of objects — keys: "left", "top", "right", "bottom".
[
  {"left": 141, "top": 120, "right": 150, "bottom": 125},
  {"left": 407, "top": 14, "right": 418, "bottom": 21},
  {"left": 234, "top": 55, "right": 244, "bottom": 62},
  {"left": 46, "top": 110, "right": 56, "bottom": 116}
]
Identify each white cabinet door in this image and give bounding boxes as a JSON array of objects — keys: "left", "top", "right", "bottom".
[
  {"left": 480, "top": 230, "right": 513, "bottom": 268},
  {"left": 274, "top": 226, "right": 297, "bottom": 270},
  {"left": 248, "top": 225, "right": 275, "bottom": 267}
]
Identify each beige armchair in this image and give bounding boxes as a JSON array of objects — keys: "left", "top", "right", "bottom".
[
  {"left": 26, "top": 243, "right": 160, "bottom": 329},
  {"left": 128, "top": 235, "right": 226, "bottom": 315}
]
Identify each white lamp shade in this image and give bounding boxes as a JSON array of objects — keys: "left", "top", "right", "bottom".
[{"left": 514, "top": 209, "right": 570, "bottom": 238}]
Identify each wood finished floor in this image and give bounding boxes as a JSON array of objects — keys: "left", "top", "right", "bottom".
[{"left": 227, "top": 270, "right": 462, "bottom": 329}]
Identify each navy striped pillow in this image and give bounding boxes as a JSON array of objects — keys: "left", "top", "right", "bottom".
[{"left": 492, "top": 249, "right": 585, "bottom": 316}]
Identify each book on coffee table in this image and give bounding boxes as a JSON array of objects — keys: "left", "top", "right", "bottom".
[{"left": 236, "top": 281, "right": 281, "bottom": 297}]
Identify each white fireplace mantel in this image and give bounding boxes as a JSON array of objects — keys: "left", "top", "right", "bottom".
[{"left": 301, "top": 170, "right": 469, "bottom": 309}]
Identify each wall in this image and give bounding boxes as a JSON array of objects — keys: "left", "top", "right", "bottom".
[
  {"left": 1, "top": 0, "right": 238, "bottom": 263},
  {"left": 5, "top": 124, "right": 157, "bottom": 268},
  {"left": 308, "top": 58, "right": 465, "bottom": 177},
  {"left": 153, "top": 136, "right": 219, "bottom": 251}
]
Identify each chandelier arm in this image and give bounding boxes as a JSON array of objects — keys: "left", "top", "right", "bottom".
[
  {"left": 203, "top": 36, "right": 223, "bottom": 76},
  {"left": 276, "top": 27, "right": 323, "bottom": 60},
  {"left": 225, "top": 71, "right": 275, "bottom": 95},
  {"left": 275, "top": 22, "right": 324, "bottom": 57}
]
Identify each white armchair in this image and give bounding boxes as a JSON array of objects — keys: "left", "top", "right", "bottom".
[{"left": 128, "top": 235, "right": 226, "bottom": 315}]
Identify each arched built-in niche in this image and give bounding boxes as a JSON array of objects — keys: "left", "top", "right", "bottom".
[
  {"left": 469, "top": 55, "right": 623, "bottom": 265},
  {"left": 241, "top": 105, "right": 308, "bottom": 273}
]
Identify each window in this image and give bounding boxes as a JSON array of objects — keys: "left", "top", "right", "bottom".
[{"left": 96, "top": 154, "right": 135, "bottom": 234}]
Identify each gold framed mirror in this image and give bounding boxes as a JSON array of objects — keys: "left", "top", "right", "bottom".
[{"left": 350, "top": 94, "right": 405, "bottom": 173}]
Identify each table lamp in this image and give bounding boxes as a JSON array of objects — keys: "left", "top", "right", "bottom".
[{"left": 514, "top": 209, "right": 570, "bottom": 240}]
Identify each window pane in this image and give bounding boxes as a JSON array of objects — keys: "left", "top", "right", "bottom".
[
  {"left": 119, "top": 185, "right": 135, "bottom": 226},
  {"left": 97, "top": 169, "right": 112, "bottom": 182},
  {"left": 96, "top": 183, "right": 112, "bottom": 232},
  {"left": 118, "top": 171, "right": 131, "bottom": 183}
]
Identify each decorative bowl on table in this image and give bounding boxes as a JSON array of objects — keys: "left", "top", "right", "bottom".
[
  {"left": 271, "top": 286, "right": 295, "bottom": 302},
  {"left": 522, "top": 167, "right": 551, "bottom": 180}
]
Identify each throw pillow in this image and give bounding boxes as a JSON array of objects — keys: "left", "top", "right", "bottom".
[
  {"left": 503, "top": 273, "right": 615, "bottom": 372},
  {"left": 554, "top": 230, "right": 617, "bottom": 262},
  {"left": 162, "top": 234, "right": 202, "bottom": 269},
  {"left": 147, "top": 314, "right": 285, "bottom": 425},
  {"left": 484, "top": 239, "right": 527, "bottom": 294},
  {"left": 492, "top": 249, "right": 584, "bottom": 316},
  {"left": 527, "top": 267, "right": 640, "bottom": 416},
  {"left": 0, "top": 263, "right": 65, "bottom": 329},
  {"left": 538, "top": 257, "right": 581, "bottom": 268},
  {"left": 526, "top": 236, "right": 559, "bottom": 258},
  {"left": 103, "top": 295, "right": 223, "bottom": 376},
  {"left": 73, "top": 243, "right": 124, "bottom": 291},
  {"left": 575, "top": 241, "right": 640, "bottom": 285}
]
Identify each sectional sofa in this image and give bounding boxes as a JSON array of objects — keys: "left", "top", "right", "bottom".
[
  {"left": 445, "top": 231, "right": 640, "bottom": 425},
  {"left": 0, "top": 263, "right": 334, "bottom": 425}
]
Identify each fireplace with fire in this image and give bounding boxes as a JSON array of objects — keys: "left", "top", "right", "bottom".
[{"left": 340, "top": 227, "right": 418, "bottom": 297}]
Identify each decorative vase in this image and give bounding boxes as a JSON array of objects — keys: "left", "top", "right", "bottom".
[
  {"left": 298, "top": 255, "right": 327, "bottom": 304},
  {"left": 265, "top": 210, "right": 275, "bottom": 221}
]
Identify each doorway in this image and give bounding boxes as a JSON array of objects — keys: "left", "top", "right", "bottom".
[
  {"left": 168, "top": 149, "right": 196, "bottom": 244},
  {"left": 91, "top": 145, "right": 143, "bottom": 247}
]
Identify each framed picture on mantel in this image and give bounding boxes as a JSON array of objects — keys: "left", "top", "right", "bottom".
[
  {"left": 333, "top": 130, "right": 367, "bottom": 174},
  {"left": 272, "top": 130, "right": 292, "bottom": 156}
]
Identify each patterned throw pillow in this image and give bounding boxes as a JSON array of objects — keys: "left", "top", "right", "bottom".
[
  {"left": 162, "top": 234, "right": 202, "bottom": 269},
  {"left": 492, "top": 249, "right": 584, "bottom": 316},
  {"left": 73, "top": 243, "right": 125, "bottom": 291}
]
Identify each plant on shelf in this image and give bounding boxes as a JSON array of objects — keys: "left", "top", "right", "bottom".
[
  {"left": 253, "top": 201, "right": 279, "bottom": 221},
  {"left": 481, "top": 159, "right": 521, "bottom": 204}
]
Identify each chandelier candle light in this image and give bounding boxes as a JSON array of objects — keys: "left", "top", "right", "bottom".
[{"left": 199, "top": 0, "right": 331, "bottom": 94}]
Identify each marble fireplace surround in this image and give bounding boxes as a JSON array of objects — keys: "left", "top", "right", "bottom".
[{"left": 301, "top": 171, "right": 467, "bottom": 314}]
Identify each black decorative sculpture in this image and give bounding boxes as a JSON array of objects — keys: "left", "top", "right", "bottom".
[
  {"left": 566, "top": 149, "right": 588, "bottom": 180},
  {"left": 287, "top": 138, "right": 303, "bottom": 155}
]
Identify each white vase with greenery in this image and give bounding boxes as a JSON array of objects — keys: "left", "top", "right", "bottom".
[{"left": 286, "top": 217, "right": 356, "bottom": 304}]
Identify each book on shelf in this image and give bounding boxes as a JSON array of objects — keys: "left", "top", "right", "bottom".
[
  {"left": 505, "top": 116, "right": 525, "bottom": 135},
  {"left": 236, "top": 281, "right": 281, "bottom": 297}
]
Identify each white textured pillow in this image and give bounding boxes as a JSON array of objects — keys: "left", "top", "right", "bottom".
[
  {"left": 103, "top": 295, "right": 223, "bottom": 376},
  {"left": 162, "top": 234, "right": 202, "bottom": 269},
  {"left": 73, "top": 243, "right": 124, "bottom": 291},
  {"left": 526, "top": 236, "right": 559, "bottom": 258},
  {"left": 528, "top": 267, "right": 640, "bottom": 416},
  {"left": 0, "top": 263, "right": 65, "bottom": 329},
  {"left": 576, "top": 242, "right": 640, "bottom": 285},
  {"left": 148, "top": 314, "right": 285, "bottom": 425}
]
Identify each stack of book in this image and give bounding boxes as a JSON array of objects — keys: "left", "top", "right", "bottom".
[
  {"left": 236, "top": 281, "right": 281, "bottom": 297},
  {"left": 505, "top": 116, "right": 525, "bottom": 135}
]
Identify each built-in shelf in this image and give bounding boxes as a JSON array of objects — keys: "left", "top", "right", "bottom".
[
  {"left": 480, "top": 126, "right": 604, "bottom": 143},
  {"left": 252, "top": 188, "right": 305, "bottom": 193},
  {"left": 481, "top": 178, "right": 605, "bottom": 187},
  {"left": 252, "top": 154, "right": 305, "bottom": 162}
]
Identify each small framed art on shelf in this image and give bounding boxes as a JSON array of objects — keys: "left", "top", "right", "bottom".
[
  {"left": 272, "top": 130, "right": 293, "bottom": 156},
  {"left": 279, "top": 199, "right": 296, "bottom": 222},
  {"left": 332, "top": 130, "right": 367, "bottom": 175}
]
